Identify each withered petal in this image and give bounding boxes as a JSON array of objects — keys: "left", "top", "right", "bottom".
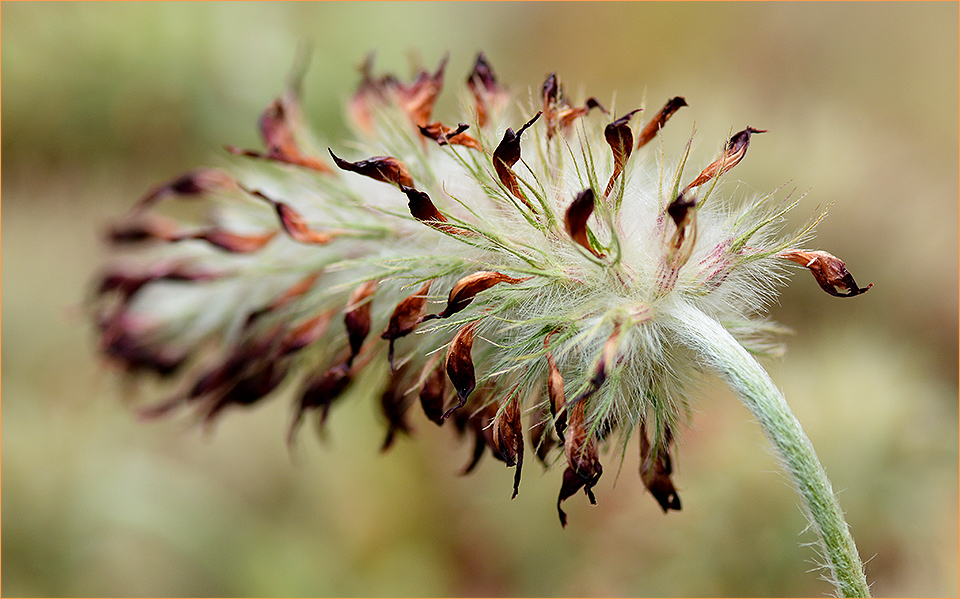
[
  {"left": 281, "top": 312, "right": 333, "bottom": 355},
  {"left": 544, "top": 333, "right": 567, "bottom": 441},
  {"left": 492, "top": 397, "right": 525, "bottom": 498},
  {"left": 604, "top": 109, "right": 642, "bottom": 197},
  {"left": 429, "top": 271, "right": 531, "bottom": 320},
  {"left": 192, "top": 229, "right": 278, "bottom": 253},
  {"left": 564, "top": 188, "right": 603, "bottom": 257},
  {"left": 442, "top": 321, "right": 478, "bottom": 419},
  {"left": 328, "top": 149, "right": 414, "bottom": 188},
  {"left": 419, "top": 353, "right": 448, "bottom": 426},
  {"left": 492, "top": 112, "right": 541, "bottom": 207},
  {"left": 381, "top": 280, "right": 433, "bottom": 369},
  {"left": 636, "top": 96, "right": 688, "bottom": 150},
  {"left": 639, "top": 422, "right": 682, "bottom": 512},
  {"left": 418, "top": 122, "right": 482, "bottom": 150},
  {"left": 683, "top": 126, "right": 766, "bottom": 193},
  {"left": 379, "top": 373, "right": 413, "bottom": 452},
  {"left": 288, "top": 361, "right": 352, "bottom": 446},
  {"left": 245, "top": 188, "right": 340, "bottom": 245},
  {"left": 131, "top": 168, "right": 236, "bottom": 213},
  {"left": 778, "top": 249, "right": 872, "bottom": 297},
  {"left": 344, "top": 280, "right": 379, "bottom": 363}
]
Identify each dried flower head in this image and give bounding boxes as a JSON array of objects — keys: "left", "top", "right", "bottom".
[{"left": 91, "top": 52, "right": 872, "bottom": 592}]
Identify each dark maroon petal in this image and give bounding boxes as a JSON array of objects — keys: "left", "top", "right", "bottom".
[
  {"left": 492, "top": 396, "right": 525, "bottom": 498},
  {"left": 603, "top": 109, "right": 641, "bottom": 197},
  {"left": 288, "top": 361, "right": 352, "bottom": 446},
  {"left": 557, "top": 401, "right": 603, "bottom": 526},
  {"left": 492, "top": 112, "right": 541, "bottom": 207},
  {"left": 778, "top": 249, "right": 873, "bottom": 297},
  {"left": 418, "top": 122, "right": 481, "bottom": 150},
  {"left": 379, "top": 373, "right": 413, "bottom": 452},
  {"left": 381, "top": 280, "right": 433, "bottom": 369},
  {"left": 427, "top": 271, "right": 530, "bottom": 320},
  {"left": 245, "top": 188, "right": 341, "bottom": 245},
  {"left": 344, "top": 280, "right": 378, "bottom": 364},
  {"left": 544, "top": 333, "right": 567, "bottom": 441},
  {"left": 131, "top": 168, "right": 237, "bottom": 213},
  {"left": 442, "top": 321, "right": 478, "bottom": 419},
  {"left": 564, "top": 189, "right": 602, "bottom": 257},
  {"left": 328, "top": 150, "right": 414, "bottom": 188},
  {"left": 418, "top": 354, "right": 448, "bottom": 426},
  {"left": 639, "top": 422, "right": 681, "bottom": 512}
]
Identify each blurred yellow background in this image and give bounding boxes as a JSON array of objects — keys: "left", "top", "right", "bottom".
[{"left": 3, "top": 2, "right": 957, "bottom": 596}]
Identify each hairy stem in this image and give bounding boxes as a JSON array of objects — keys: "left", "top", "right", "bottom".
[{"left": 670, "top": 302, "right": 870, "bottom": 598}]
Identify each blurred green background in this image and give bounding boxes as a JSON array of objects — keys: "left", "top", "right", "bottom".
[{"left": 3, "top": 2, "right": 958, "bottom": 596}]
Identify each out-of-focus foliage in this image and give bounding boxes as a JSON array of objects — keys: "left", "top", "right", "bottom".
[{"left": 3, "top": 2, "right": 957, "bottom": 596}]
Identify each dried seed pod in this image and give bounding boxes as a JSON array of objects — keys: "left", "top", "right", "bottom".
[
  {"left": 344, "top": 280, "right": 379, "bottom": 364},
  {"left": 328, "top": 150, "right": 414, "bottom": 188},
  {"left": 492, "top": 112, "right": 541, "bottom": 207},
  {"left": 683, "top": 126, "right": 766, "bottom": 194},
  {"left": 492, "top": 396, "right": 525, "bottom": 498},
  {"left": 564, "top": 188, "right": 602, "bottom": 258},
  {"left": 636, "top": 96, "right": 688, "bottom": 150},
  {"left": 427, "top": 271, "right": 531, "bottom": 321},
  {"left": 603, "top": 109, "right": 642, "bottom": 197},
  {"left": 557, "top": 401, "right": 603, "bottom": 527},
  {"left": 418, "top": 353, "right": 448, "bottom": 426},
  {"left": 418, "top": 122, "right": 482, "bottom": 150},
  {"left": 381, "top": 281, "right": 433, "bottom": 368},
  {"left": 639, "top": 422, "right": 681, "bottom": 512},
  {"left": 442, "top": 321, "right": 478, "bottom": 419},
  {"left": 778, "top": 249, "right": 872, "bottom": 297}
]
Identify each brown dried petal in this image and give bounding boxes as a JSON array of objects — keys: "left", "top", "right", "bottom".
[
  {"left": 544, "top": 334, "right": 567, "bottom": 441},
  {"left": 639, "top": 422, "right": 681, "bottom": 512},
  {"left": 379, "top": 373, "right": 413, "bottom": 452},
  {"left": 97, "top": 264, "right": 220, "bottom": 302},
  {"left": 328, "top": 150, "right": 414, "bottom": 188},
  {"left": 428, "top": 271, "right": 531, "bottom": 321},
  {"left": 557, "top": 401, "right": 603, "bottom": 527},
  {"left": 344, "top": 280, "right": 378, "bottom": 363},
  {"left": 131, "top": 168, "right": 236, "bottom": 213},
  {"left": 604, "top": 109, "right": 642, "bottom": 197},
  {"left": 557, "top": 98, "right": 606, "bottom": 132},
  {"left": 107, "top": 214, "right": 180, "bottom": 245},
  {"left": 190, "top": 229, "right": 278, "bottom": 253},
  {"left": 665, "top": 192, "right": 697, "bottom": 270},
  {"left": 492, "top": 112, "right": 541, "bottom": 207},
  {"left": 636, "top": 96, "right": 688, "bottom": 150},
  {"left": 400, "top": 186, "right": 475, "bottom": 238},
  {"left": 419, "top": 353, "right": 448, "bottom": 426},
  {"left": 570, "top": 323, "right": 621, "bottom": 405},
  {"left": 778, "top": 249, "right": 873, "bottom": 297},
  {"left": 395, "top": 55, "right": 448, "bottom": 127},
  {"left": 418, "top": 122, "right": 482, "bottom": 150},
  {"left": 202, "top": 360, "right": 286, "bottom": 427},
  {"left": 529, "top": 402, "right": 558, "bottom": 466},
  {"left": 492, "top": 397, "right": 525, "bottom": 498},
  {"left": 683, "top": 126, "right": 766, "bottom": 193},
  {"left": 245, "top": 272, "right": 322, "bottom": 329},
  {"left": 280, "top": 312, "right": 333, "bottom": 355},
  {"left": 442, "top": 321, "right": 478, "bottom": 419},
  {"left": 381, "top": 280, "right": 433, "bottom": 368},
  {"left": 288, "top": 361, "right": 352, "bottom": 445},
  {"left": 246, "top": 188, "right": 341, "bottom": 245},
  {"left": 564, "top": 188, "right": 602, "bottom": 258},
  {"left": 466, "top": 52, "right": 506, "bottom": 127}
]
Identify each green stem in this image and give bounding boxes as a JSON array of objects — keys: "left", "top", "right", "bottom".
[{"left": 670, "top": 302, "right": 870, "bottom": 598}]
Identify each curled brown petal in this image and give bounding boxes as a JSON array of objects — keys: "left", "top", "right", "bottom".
[
  {"left": 557, "top": 98, "right": 606, "bottom": 133},
  {"left": 379, "top": 372, "right": 413, "bottom": 452},
  {"left": 639, "top": 422, "right": 681, "bottom": 512},
  {"left": 107, "top": 214, "right": 181, "bottom": 245},
  {"left": 442, "top": 321, "right": 478, "bottom": 419},
  {"left": 96, "top": 264, "right": 220, "bottom": 302},
  {"left": 557, "top": 401, "right": 603, "bottom": 527},
  {"left": 328, "top": 150, "right": 414, "bottom": 188},
  {"left": 131, "top": 168, "right": 237, "bottom": 213},
  {"left": 665, "top": 191, "right": 698, "bottom": 271},
  {"left": 396, "top": 54, "right": 448, "bottom": 127},
  {"left": 544, "top": 333, "right": 567, "bottom": 441},
  {"left": 280, "top": 312, "right": 333, "bottom": 355},
  {"left": 344, "top": 280, "right": 378, "bottom": 364},
  {"left": 603, "top": 109, "right": 642, "bottom": 197},
  {"left": 246, "top": 188, "right": 341, "bottom": 245},
  {"left": 492, "top": 396, "right": 525, "bottom": 498},
  {"left": 225, "top": 98, "right": 332, "bottom": 173},
  {"left": 288, "top": 361, "right": 352, "bottom": 446},
  {"left": 426, "top": 271, "right": 531, "bottom": 321},
  {"left": 381, "top": 280, "right": 433, "bottom": 369},
  {"left": 683, "top": 126, "right": 766, "bottom": 193},
  {"left": 492, "top": 112, "right": 541, "bottom": 208},
  {"left": 636, "top": 96, "right": 687, "bottom": 150},
  {"left": 466, "top": 52, "right": 506, "bottom": 128},
  {"left": 564, "top": 188, "right": 602, "bottom": 258},
  {"left": 419, "top": 122, "right": 482, "bottom": 150},
  {"left": 400, "top": 186, "right": 476, "bottom": 237},
  {"left": 418, "top": 353, "right": 448, "bottom": 426},
  {"left": 201, "top": 359, "right": 286, "bottom": 428},
  {"left": 187, "top": 229, "right": 278, "bottom": 253},
  {"left": 778, "top": 249, "right": 873, "bottom": 297}
]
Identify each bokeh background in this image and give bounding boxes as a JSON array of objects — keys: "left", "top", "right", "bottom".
[{"left": 3, "top": 2, "right": 958, "bottom": 596}]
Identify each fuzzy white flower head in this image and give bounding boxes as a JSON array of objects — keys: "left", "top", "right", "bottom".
[{"left": 94, "top": 52, "right": 872, "bottom": 531}]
